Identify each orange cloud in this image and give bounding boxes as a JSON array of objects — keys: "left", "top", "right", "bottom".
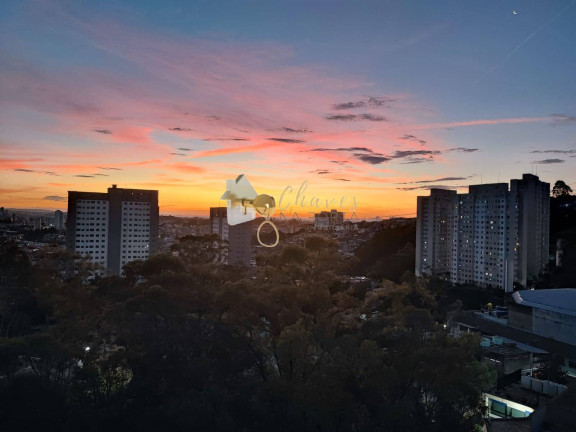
[{"left": 168, "top": 163, "right": 206, "bottom": 174}]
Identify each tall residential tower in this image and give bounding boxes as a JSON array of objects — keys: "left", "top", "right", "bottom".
[
  {"left": 66, "top": 185, "right": 159, "bottom": 275},
  {"left": 415, "top": 174, "right": 549, "bottom": 291}
]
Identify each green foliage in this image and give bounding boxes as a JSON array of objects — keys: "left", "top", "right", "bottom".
[{"left": 171, "top": 234, "right": 228, "bottom": 265}]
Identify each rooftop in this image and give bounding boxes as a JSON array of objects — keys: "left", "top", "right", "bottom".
[
  {"left": 513, "top": 289, "right": 576, "bottom": 317},
  {"left": 451, "top": 311, "right": 576, "bottom": 359}
]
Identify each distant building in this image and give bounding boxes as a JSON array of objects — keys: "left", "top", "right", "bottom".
[
  {"left": 509, "top": 174, "right": 550, "bottom": 287},
  {"left": 54, "top": 210, "right": 64, "bottom": 230},
  {"left": 210, "top": 207, "right": 229, "bottom": 240},
  {"left": 209, "top": 207, "right": 252, "bottom": 266},
  {"left": 314, "top": 209, "right": 344, "bottom": 229},
  {"left": 66, "top": 185, "right": 159, "bottom": 275},
  {"left": 415, "top": 174, "right": 550, "bottom": 291}
]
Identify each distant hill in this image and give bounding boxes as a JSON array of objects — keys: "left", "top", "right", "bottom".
[{"left": 160, "top": 215, "right": 209, "bottom": 225}]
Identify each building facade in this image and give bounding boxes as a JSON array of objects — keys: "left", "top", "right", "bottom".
[
  {"left": 210, "top": 207, "right": 229, "bottom": 240},
  {"left": 66, "top": 185, "right": 159, "bottom": 275},
  {"left": 510, "top": 289, "right": 576, "bottom": 347},
  {"left": 314, "top": 209, "right": 345, "bottom": 229},
  {"left": 415, "top": 174, "right": 549, "bottom": 291},
  {"left": 209, "top": 207, "right": 252, "bottom": 266},
  {"left": 54, "top": 210, "right": 64, "bottom": 230}
]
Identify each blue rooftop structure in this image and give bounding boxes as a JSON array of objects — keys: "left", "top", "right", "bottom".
[{"left": 513, "top": 289, "right": 576, "bottom": 318}]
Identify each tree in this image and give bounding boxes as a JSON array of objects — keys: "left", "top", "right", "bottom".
[
  {"left": 552, "top": 180, "right": 573, "bottom": 198},
  {"left": 170, "top": 234, "right": 228, "bottom": 265}
]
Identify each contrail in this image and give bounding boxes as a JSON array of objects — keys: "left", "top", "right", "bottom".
[{"left": 475, "top": 0, "right": 575, "bottom": 86}]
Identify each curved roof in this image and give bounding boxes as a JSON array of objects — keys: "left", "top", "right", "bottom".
[{"left": 512, "top": 289, "right": 576, "bottom": 317}]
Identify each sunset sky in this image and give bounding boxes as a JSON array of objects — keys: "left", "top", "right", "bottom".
[{"left": 1, "top": 0, "right": 575, "bottom": 218}]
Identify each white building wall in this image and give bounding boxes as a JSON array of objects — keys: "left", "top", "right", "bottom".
[
  {"left": 120, "top": 201, "right": 151, "bottom": 273},
  {"left": 532, "top": 309, "right": 576, "bottom": 346},
  {"left": 416, "top": 175, "right": 548, "bottom": 290},
  {"left": 74, "top": 199, "right": 109, "bottom": 272}
]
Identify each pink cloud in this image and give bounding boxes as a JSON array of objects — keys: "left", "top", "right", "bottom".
[
  {"left": 417, "top": 117, "right": 550, "bottom": 130},
  {"left": 4, "top": 3, "right": 548, "bottom": 216}
]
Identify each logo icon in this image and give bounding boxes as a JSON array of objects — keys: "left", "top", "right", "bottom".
[{"left": 221, "top": 174, "right": 279, "bottom": 247}]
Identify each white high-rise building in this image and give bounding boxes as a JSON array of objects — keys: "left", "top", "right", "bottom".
[
  {"left": 66, "top": 185, "right": 159, "bottom": 275},
  {"left": 415, "top": 174, "right": 549, "bottom": 291}
]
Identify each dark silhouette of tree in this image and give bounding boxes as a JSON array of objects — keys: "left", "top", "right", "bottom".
[
  {"left": 534, "top": 354, "right": 568, "bottom": 384},
  {"left": 0, "top": 237, "right": 495, "bottom": 432},
  {"left": 552, "top": 180, "right": 573, "bottom": 198}
]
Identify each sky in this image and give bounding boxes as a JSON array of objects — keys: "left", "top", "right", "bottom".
[{"left": 1, "top": 0, "right": 575, "bottom": 218}]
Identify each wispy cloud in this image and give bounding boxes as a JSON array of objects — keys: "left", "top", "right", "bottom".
[
  {"left": 332, "top": 96, "right": 395, "bottom": 110},
  {"left": 550, "top": 114, "right": 576, "bottom": 126},
  {"left": 309, "top": 146, "right": 390, "bottom": 165},
  {"left": 418, "top": 117, "right": 549, "bottom": 130},
  {"left": 268, "top": 137, "right": 306, "bottom": 143},
  {"left": 281, "top": 127, "right": 312, "bottom": 134},
  {"left": 13, "top": 168, "right": 59, "bottom": 176},
  {"left": 355, "top": 154, "right": 391, "bottom": 164},
  {"left": 534, "top": 158, "right": 564, "bottom": 164},
  {"left": 398, "top": 176, "right": 474, "bottom": 185},
  {"left": 309, "top": 146, "right": 444, "bottom": 165},
  {"left": 168, "top": 163, "right": 206, "bottom": 173},
  {"left": 325, "top": 113, "right": 386, "bottom": 122},
  {"left": 98, "top": 167, "right": 123, "bottom": 170},
  {"left": 400, "top": 157, "right": 435, "bottom": 165},
  {"left": 92, "top": 128, "right": 112, "bottom": 134},
  {"left": 168, "top": 127, "right": 194, "bottom": 132},
  {"left": 205, "top": 137, "right": 248, "bottom": 141},
  {"left": 447, "top": 147, "right": 478, "bottom": 153},
  {"left": 530, "top": 149, "right": 576, "bottom": 154},
  {"left": 43, "top": 195, "right": 67, "bottom": 202},
  {"left": 399, "top": 134, "right": 426, "bottom": 145},
  {"left": 391, "top": 150, "right": 440, "bottom": 158},
  {"left": 397, "top": 184, "right": 465, "bottom": 191}
]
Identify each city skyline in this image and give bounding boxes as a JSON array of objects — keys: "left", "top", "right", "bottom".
[{"left": 1, "top": 0, "right": 576, "bottom": 218}]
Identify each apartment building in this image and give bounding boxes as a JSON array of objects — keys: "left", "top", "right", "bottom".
[
  {"left": 66, "top": 185, "right": 159, "bottom": 275},
  {"left": 415, "top": 174, "right": 549, "bottom": 291}
]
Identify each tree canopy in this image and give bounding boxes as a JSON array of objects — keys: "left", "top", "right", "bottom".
[
  {"left": 0, "top": 238, "right": 494, "bottom": 431},
  {"left": 552, "top": 180, "right": 573, "bottom": 198}
]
